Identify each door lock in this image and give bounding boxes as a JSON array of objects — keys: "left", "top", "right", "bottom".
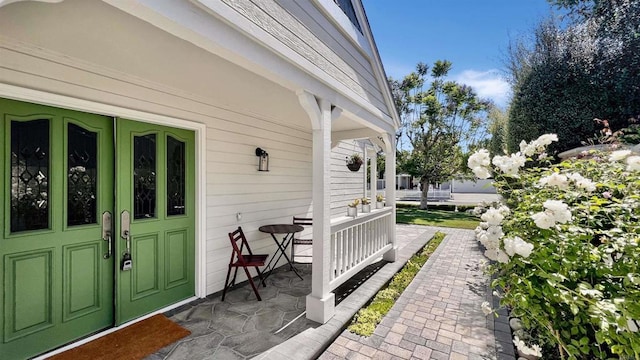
[
  {"left": 102, "top": 211, "right": 112, "bottom": 259},
  {"left": 120, "top": 210, "right": 133, "bottom": 271}
]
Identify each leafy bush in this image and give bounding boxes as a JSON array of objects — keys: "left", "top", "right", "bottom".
[{"left": 469, "top": 135, "right": 640, "bottom": 359}]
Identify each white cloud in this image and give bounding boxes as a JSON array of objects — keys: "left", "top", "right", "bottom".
[{"left": 454, "top": 69, "right": 511, "bottom": 108}]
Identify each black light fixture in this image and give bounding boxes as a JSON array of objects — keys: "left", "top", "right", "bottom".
[{"left": 255, "top": 147, "right": 269, "bottom": 171}]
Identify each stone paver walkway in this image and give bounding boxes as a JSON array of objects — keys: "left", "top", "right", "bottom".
[
  {"left": 148, "top": 225, "right": 514, "bottom": 360},
  {"left": 319, "top": 228, "right": 515, "bottom": 360}
]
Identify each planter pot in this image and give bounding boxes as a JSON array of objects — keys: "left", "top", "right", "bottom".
[
  {"left": 347, "top": 206, "right": 358, "bottom": 218},
  {"left": 346, "top": 163, "right": 362, "bottom": 172},
  {"left": 362, "top": 204, "right": 371, "bottom": 213},
  {"left": 376, "top": 201, "right": 384, "bottom": 209}
]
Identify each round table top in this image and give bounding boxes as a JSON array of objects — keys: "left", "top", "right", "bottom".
[{"left": 258, "top": 224, "right": 304, "bottom": 234}]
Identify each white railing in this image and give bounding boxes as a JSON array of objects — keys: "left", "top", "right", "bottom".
[{"left": 329, "top": 207, "right": 393, "bottom": 290}]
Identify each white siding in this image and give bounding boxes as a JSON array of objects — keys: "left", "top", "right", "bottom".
[
  {"left": 219, "top": 0, "right": 390, "bottom": 118},
  {"left": 330, "top": 142, "right": 366, "bottom": 217},
  {"left": 0, "top": 0, "right": 373, "bottom": 296}
]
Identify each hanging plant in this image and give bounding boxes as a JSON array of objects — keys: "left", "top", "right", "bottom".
[{"left": 346, "top": 153, "right": 363, "bottom": 171}]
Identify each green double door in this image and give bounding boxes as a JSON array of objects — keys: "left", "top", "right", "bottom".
[{"left": 0, "top": 98, "right": 195, "bottom": 359}]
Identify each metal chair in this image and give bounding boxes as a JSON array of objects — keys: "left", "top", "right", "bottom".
[
  {"left": 222, "top": 227, "right": 269, "bottom": 301},
  {"left": 291, "top": 217, "right": 313, "bottom": 264}
]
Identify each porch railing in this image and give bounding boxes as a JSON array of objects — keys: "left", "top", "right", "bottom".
[{"left": 329, "top": 207, "right": 393, "bottom": 291}]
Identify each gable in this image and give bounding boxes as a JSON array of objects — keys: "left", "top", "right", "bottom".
[{"left": 199, "top": 0, "right": 399, "bottom": 130}]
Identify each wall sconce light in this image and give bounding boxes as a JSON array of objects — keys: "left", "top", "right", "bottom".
[{"left": 255, "top": 147, "right": 269, "bottom": 171}]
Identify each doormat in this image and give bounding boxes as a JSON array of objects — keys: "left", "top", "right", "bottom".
[{"left": 49, "top": 314, "right": 191, "bottom": 360}]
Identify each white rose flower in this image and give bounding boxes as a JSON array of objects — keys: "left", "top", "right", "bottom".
[
  {"left": 513, "top": 336, "right": 543, "bottom": 357},
  {"left": 543, "top": 200, "right": 569, "bottom": 213},
  {"left": 552, "top": 208, "right": 572, "bottom": 224},
  {"left": 539, "top": 173, "right": 568, "bottom": 188},
  {"left": 484, "top": 249, "right": 499, "bottom": 261},
  {"left": 477, "top": 232, "right": 489, "bottom": 245},
  {"left": 498, "top": 205, "right": 511, "bottom": 216},
  {"left": 513, "top": 237, "right": 534, "bottom": 258},
  {"left": 468, "top": 149, "right": 491, "bottom": 169},
  {"left": 492, "top": 153, "right": 525, "bottom": 176},
  {"left": 484, "top": 238, "right": 499, "bottom": 250},
  {"left": 575, "top": 178, "right": 596, "bottom": 192},
  {"left": 479, "top": 221, "right": 489, "bottom": 229},
  {"left": 519, "top": 140, "right": 536, "bottom": 156},
  {"left": 481, "top": 301, "right": 492, "bottom": 316},
  {"left": 481, "top": 208, "right": 504, "bottom": 226},
  {"left": 486, "top": 226, "right": 504, "bottom": 241},
  {"left": 535, "top": 133, "right": 558, "bottom": 147},
  {"left": 496, "top": 250, "right": 510, "bottom": 264},
  {"left": 511, "top": 152, "right": 527, "bottom": 168},
  {"left": 609, "top": 150, "right": 631, "bottom": 161},
  {"left": 503, "top": 236, "right": 517, "bottom": 257},
  {"left": 626, "top": 156, "right": 640, "bottom": 171},
  {"left": 531, "top": 212, "right": 555, "bottom": 229},
  {"left": 472, "top": 166, "right": 491, "bottom": 179}
]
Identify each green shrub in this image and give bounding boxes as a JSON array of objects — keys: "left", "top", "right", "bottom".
[{"left": 469, "top": 135, "right": 640, "bottom": 359}]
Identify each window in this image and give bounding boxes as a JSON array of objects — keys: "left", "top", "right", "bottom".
[{"left": 334, "top": 0, "right": 362, "bottom": 32}]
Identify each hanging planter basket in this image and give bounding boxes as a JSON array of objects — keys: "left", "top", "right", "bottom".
[
  {"left": 347, "top": 162, "right": 362, "bottom": 172},
  {"left": 346, "top": 153, "right": 363, "bottom": 172}
]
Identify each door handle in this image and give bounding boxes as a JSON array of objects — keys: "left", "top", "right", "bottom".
[
  {"left": 120, "top": 210, "right": 133, "bottom": 271},
  {"left": 120, "top": 210, "right": 131, "bottom": 254},
  {"left": 102, "top": 211, "right": 112, "bottom": 259}
]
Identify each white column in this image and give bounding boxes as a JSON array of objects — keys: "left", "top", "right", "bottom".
[
  {"left": 383, "top": 133, "right": 397, "bottom": 261},
  {"left": 298, "top": 92, "right": 335, "bottom": 323},
  {"left": 370, "top": 147, "right": 377, "bottom": 202},
  {"left": 362, "top": 145, "right": 368, "bottom": 198}
]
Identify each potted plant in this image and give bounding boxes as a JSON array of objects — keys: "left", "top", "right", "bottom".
[
  {"left": 347, "top": 198, "right": 360, "bottom": 217},
  {"left": 346, "top": 153, "right": 363, "bottom": 172},
  {"left": 361, "top": 197, "right": 371, "bottom": 213},
  {"left": 376, "top": 194, "right": 384, "bottom": 209}
]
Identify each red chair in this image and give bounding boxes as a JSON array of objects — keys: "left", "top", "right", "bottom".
[
  {"left": 222, "top": 227, "right": 269, "bottom": 301},
  {"left": 291, "top": 217, "right": 313, "bottom": 264}
]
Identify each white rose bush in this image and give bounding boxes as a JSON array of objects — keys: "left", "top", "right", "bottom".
[{"left": 469, "top": 134, "right": 640, "bottom": 359}]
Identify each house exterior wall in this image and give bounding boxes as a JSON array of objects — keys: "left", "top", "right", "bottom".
[
  {"left": 217, "top": 0, "right": 390, "bottom": 119},
  {"left": 331, "top": 142, "right": 366, "bottom": 217},
  {"left": 0, "top": 1, "right": 375, "bottom": 295},
  {"left": 451, "top": 179, "right": 497, "bottom": 194}
]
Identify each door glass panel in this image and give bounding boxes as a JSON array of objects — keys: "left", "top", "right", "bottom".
[
  {"left": 10, "top": 119, "right": 49, "bottom": 232},
  {"left": 67, "top": 123, "right": 98, "bottom": 226},
  {"left": 167, "top": 136, "right": 185, "bottom": 216},
  {"left": 133, "top": 134, "right": 156, "bottom": 219}
]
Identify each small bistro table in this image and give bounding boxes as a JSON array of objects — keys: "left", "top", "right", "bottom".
[{"left": 259, "top": 224, "right": 304, "bottom": 280}]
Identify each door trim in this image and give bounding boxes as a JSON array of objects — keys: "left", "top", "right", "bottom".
[{"left": 0, "top": 83, "right": 207, "bottom": 299}]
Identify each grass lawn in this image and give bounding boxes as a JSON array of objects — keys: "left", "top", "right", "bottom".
[{"left": 396, "top": 205, "right": 479, "bottom": 229}]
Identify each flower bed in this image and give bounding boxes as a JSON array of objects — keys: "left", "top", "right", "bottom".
[{"left": 469, "top": 135, "right": 640, "bottom": 359}]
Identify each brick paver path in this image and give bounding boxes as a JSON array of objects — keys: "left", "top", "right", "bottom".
[{"left": 319, "top": 228, "right": 515, "bottom": 360}]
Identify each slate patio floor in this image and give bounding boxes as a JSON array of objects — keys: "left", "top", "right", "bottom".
[{"left": 148, "top": 225, "right": 514, "bottom": 360}]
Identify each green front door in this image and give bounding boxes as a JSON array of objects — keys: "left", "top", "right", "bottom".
[
  {"left": 0, "top": 99, "right": 196, "bottom": 358},
  {"left": 115, "top": 119, "right": 195, "bottom": 324},
  {"left": 0, "top": 98, "right": 114, "bottom": 359}
]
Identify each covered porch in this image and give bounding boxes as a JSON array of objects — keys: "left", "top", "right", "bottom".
[{"left": 151, "top": 224, "right": 436, "bottom": 360}]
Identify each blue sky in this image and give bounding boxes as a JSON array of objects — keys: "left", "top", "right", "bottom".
[{"left": 363, "top": 1, "right": 559, "bottom": 107}]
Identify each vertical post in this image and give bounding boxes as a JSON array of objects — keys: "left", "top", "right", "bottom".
[
  {"left": 370, "top": 147, "right": 377, "bottom": 204},
  {"left": 299, "top": 92, "right": 335, "bottom": 323},
  {"left": 383, "top": 133, "right": 397, "bottom": 261},
  {"left": 362, "top": 144, "right": 368, "bottom": 198}
]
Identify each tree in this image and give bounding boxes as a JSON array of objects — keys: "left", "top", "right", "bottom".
[
  {"left": 392, "top": 61, "right": 491, "bottom": 209},
  {"left": 487, "top": 107, "right": 509, "bottom": 156},
  {"left": 506, "top": 1, "right": 640, "bottom": 153}
]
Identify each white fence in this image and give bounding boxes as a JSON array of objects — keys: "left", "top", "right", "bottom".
[{"left": 329, "top": 208, "right": 393, "bottom": 290}]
